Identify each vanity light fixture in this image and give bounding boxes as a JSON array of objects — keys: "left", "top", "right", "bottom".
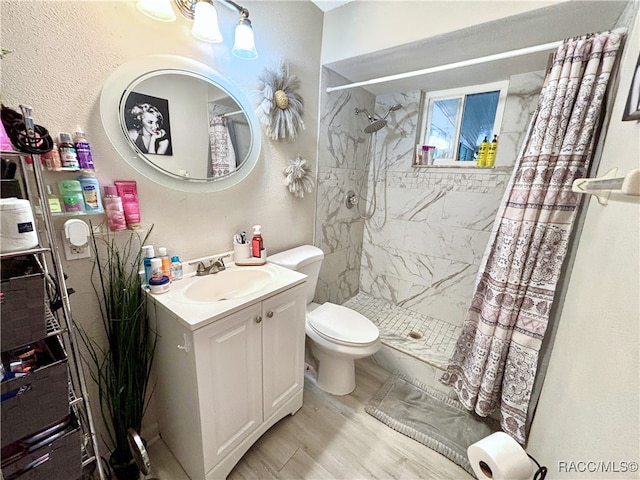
[
  {"left": 136, "top": 0, "right": 258, "bottom": 60},
  {"left": 231, "top": 10, "right": 257, "bottom": 60},
  {"left": 136, "top": 0, "right": 176, "bottom": 22}
]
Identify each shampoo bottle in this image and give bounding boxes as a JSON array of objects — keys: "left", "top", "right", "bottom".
[
  {"left": 485, "top": 135, "right": 498, "bottom": 167},
  {"left": 477, "top": 136, "right": 489, "bottom": 167},
  {"left": 74, "top": 126, "right": 95, "bottom": 170},
  {"left": 251, "top": 225, "right": 263, "bottom": 258}
]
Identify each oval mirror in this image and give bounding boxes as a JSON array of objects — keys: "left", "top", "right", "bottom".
[{"left": 100, "top": 55, "right": 262, "bottom": 193}]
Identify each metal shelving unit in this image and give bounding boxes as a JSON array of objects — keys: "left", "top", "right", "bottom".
[{"left": 1, "top": 105, "right": 105, "bottom": 480}]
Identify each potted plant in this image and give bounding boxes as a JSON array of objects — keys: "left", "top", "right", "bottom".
[{"left": 78, "top": 225, "right": 156, "bottom": 480}]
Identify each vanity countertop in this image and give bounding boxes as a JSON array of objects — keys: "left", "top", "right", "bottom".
[{"left": 146, "top": 261, "right": 306, "bottom": 331}]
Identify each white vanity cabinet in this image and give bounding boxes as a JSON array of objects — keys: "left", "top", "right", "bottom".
[{"left": 150, "top": 282, "right": 306, "bottom": 480}]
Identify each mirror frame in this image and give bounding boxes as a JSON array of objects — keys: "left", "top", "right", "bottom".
[{"left": 100, "top": 54, "right": 262, "bottom": 193}]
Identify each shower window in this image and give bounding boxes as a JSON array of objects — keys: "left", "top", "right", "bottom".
[{"left": 420, "top": 81, "right": 508, "bottom": 166}]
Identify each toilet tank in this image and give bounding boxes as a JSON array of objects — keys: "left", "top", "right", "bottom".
[{"left": 268, "top": 245, "right": 324, "bottom": 304}]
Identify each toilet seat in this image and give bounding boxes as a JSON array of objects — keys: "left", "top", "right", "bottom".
[{"left": 307, "top": 302, "right": 379, "bottom": 346}]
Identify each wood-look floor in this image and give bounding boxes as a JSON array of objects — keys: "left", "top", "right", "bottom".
[{"left": 147, "top": 357, "right": 473, "bottom": 480}]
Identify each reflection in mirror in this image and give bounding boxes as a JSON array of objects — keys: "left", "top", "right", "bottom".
[
  {"left": 121, "top": 71, "right": 251, "bottom": 181},
  {"left": 101, "top": 55, "right": 261, "bottom": 193}
]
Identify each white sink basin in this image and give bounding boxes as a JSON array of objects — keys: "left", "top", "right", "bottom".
[{"left": 181, "top": 268, "right": 275, "bottom": 302}]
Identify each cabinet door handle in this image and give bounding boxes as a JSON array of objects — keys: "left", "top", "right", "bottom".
[
  {"left": 266, "top": 311, "right": 274, "bottom": 318},
  {"left": 255, "top": 316, "right": 262, "bottom": 324},
  {"left": 177, "top": 333, "right": 191, "bottom": 353}
]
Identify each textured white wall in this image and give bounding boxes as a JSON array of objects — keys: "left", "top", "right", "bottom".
[
  {"left": 526, "top": 13, "right": 640, "bottom": 476},
  {"left": 1, "top": 0, "right": 322, "bottom": 452},
  {"left": 320, "top": 1, "right": 563, "bottom": 64}
]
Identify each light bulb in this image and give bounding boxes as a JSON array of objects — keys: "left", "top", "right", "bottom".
[
  {"left": 136, "top": 0, "right": 176, "bottom": 22},
  {"left": 191, "top": 0, "right": 223, "bottom": 43},
  {"left": 232, "top": 19, "right": 258, "bottom": 60}
]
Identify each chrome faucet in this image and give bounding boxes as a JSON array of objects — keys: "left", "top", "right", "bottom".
[{"left": 195, "top": 254, "right": 230, "bottom": 276}]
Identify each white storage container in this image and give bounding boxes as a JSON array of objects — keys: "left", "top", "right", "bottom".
[{"left": 0, "top": 198, "right": 39, "bottom": 253}]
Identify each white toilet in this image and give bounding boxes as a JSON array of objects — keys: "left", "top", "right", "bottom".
[{"left": 268, "top": 245, "right": 380, "bottom": 395}]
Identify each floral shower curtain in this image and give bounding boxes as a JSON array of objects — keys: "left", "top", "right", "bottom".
[
  {"left": 209, "top": 115, "right": 237, "bottom": 178},
  {"left": 440, "top": 30, "right": 623, "bottom": 444}
]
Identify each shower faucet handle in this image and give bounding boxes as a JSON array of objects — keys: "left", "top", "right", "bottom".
[{"left": 345, "top": 190, "right": 358, "bottom": 209}]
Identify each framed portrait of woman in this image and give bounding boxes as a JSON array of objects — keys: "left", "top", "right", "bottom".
[
  {"left": 123, "top": 92, "right": 174, "bottom": 155},
  {"left": 622, "top": 54, "right": 640, "bottom": 121}
]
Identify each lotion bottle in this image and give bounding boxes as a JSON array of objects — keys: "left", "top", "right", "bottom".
[
  {"left": 74, "top": 126, "right": 95, "bottom": 170},
  {"left": 251, "top": 225, "right": 263, "bottom": 258},
  {"left": 103, "top": 185, "right": 127, "bottom": 231},
  {"left": 114, "top": 180, "right": 141, "bottom": 229},
  {"left": 78, "top": 171, "right": 104, "bottom": 213}
]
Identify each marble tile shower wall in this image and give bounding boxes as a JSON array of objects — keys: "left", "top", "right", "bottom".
[
  {"left": 314, "top": 67, "right": 375, "bottom": 304},
  {"left": 361, "top": 71, "right": 544, "bottom": 327}
]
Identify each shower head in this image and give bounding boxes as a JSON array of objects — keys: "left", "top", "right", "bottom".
[
  {"left": 356, "top": 104, "right": 402, "bottom": 134},
  {"left": 364, "top": 119, "right": 387, "bottom": 134},
  {"left": 383, "top": 104, "right": 403, "bottom": 119}
]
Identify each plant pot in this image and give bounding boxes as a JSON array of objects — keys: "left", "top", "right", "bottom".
[{"left": 109, "top": 451, "right": 139, "bottom": 480}]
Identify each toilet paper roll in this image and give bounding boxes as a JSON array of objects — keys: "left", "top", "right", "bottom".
[{"left": 467, "top": 432, "right": 533, "bottom": 480}]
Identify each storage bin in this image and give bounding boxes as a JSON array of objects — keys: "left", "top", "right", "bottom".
[
  {"left": 0, "top": 198, "right": 39, "bottom": 253},
  {"left": 1, "top": 337, "right": 69, "bottom": 447},
  {"left": 0, "top": 416, "right": 81, "bottom": 480},
  {"left": 1, "top": 255, "right": 46, "bottom": 352}
]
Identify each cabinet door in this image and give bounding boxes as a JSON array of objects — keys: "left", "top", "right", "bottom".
[
  {"left": 262, "top": 284, "right": 306, "bottom": 420},
  {"left": 193, "top": 303, "right": 263, "bottom": 471}
]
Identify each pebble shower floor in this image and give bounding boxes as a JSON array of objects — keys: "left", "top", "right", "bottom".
[{"left": 343, "top": 292, "right": 461, "bottom": 369}]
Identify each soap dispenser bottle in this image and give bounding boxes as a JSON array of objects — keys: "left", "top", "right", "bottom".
[{"left": 251, "top": 225, "right": 263, "bottom": 258}]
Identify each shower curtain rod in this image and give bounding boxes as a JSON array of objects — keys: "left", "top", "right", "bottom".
[
  {"left": 325, "top": 40, "right": 564, "bottom": 93},
  {"left": 220, "top": 109, "right": 244, "bottom": 117}
]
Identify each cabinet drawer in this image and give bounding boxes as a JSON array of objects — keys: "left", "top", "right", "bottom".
[
  {"left": 1, "top": 416, "right": 81, "bottom": 480},
  {"left": 1, "top": 255, "right": 46, "bottom": 352},
  {"left": 1, "top": 338, "right": 69, "bottom": 447}
]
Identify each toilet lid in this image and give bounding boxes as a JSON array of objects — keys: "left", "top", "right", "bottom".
[{"left": 307, "top": 303, "right": 379, "bottom": 345}]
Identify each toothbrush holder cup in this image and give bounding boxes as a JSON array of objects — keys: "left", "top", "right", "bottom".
[{"left": 233, "top": 242, "right": 251, "bottom": 261}]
